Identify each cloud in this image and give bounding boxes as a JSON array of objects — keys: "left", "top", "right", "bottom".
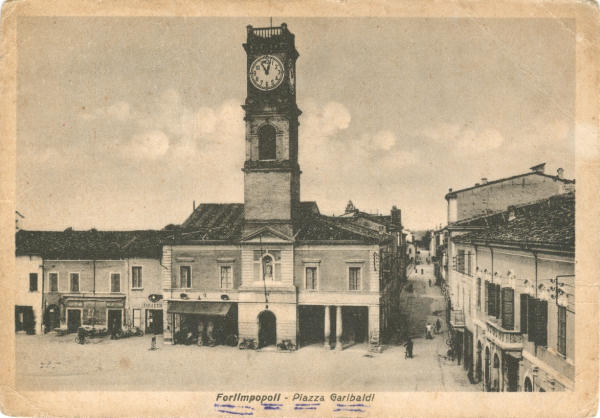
[
  {"left": 123, "top": 130, "right": 170, "bottom": 160},
  {"left": 301, "top": 99, "right": 351, "bottom": 141},
  {"left": 420, "top": 123, "right": 504, "bottom": 154},
  {"left": 365, "top": 130, "right": 397, "bottom": 151},
  {"left": 80, "top": 101, "right": 131, "bottom": 122}
]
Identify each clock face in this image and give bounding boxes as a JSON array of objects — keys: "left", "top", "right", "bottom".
[{"left": 249, "top": 55, "right": 285, "bottom": 91}]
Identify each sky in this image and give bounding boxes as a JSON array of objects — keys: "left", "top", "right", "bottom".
[{"left": 16, "top": 17, "right": 575, "bottom": 231}]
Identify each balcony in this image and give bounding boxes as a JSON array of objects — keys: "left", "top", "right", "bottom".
[
  {"left": 449, "top": 309, "right": 465, "bottom": 328},
  {"left": 486, "top": 319, "right": 523, "bottom": 352}
]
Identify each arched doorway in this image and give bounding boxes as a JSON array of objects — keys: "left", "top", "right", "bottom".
[
  {"left": 476, "top": 341, "right": 483, "bottom": 383},
  {"left": 44, "top": 304, "right": 60, "bottom": 332},
  {"left": 258, "top": 310, "right": 276, "bottom": 348},
  {"left": 524, "top": 377, "right": 533, "bottom": 392},
  {"left": 485, "top": 347, "right": 490, "bottom": 391}
]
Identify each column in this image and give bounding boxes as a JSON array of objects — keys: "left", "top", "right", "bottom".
[
  {"left": 335, "top": 306, "right": 343, "bottom": 351},
  {"left": 324, "top": 305, "right": 330, "bottom": 349}
]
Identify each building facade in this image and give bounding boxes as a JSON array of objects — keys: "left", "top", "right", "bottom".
[
  {"left": 446, "top": 193, "right": 574, "bottom": 391},
  {"left": 15, "top": 255, "right": 43, "bottom": 334},
  {"left": 15, "top": 230, "right": 165, "bottom": 334},
  {"left": 445, "top": 164, "right": 574, "bottom": 224}
]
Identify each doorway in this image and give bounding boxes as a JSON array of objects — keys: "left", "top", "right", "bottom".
[
  {"left": 476, "top": 341, "right": 483, "bottom": 383},
  {"left": 15, "top": 306, "right": 35, "bottom": 334},
  {"left": 44, "top": 305, "right": 60, "bottom": 332},
  {"left": 258, "top": 310, "right": 276, "bottom": 348},
  {"left": 67, "top": 309, "right": 81, "bottom": 332},
  {"left": 485, "top": 346, "right": 490, "bottom": 391},
  {"left": 107, "top": 310, "right": 123, "bottom": 333},
  {"left": 298, "top": 306, "right": 324, "bottom": 346},
  {"left": 146, "top": 309, "right": 163, "bottom": 334},
  {"left": 524, "top": 377, "right": 533, "bottom": 392}
]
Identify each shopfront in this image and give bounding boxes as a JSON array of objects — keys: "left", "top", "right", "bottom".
[
  {"left": 167, "top": 301, "right": 237, "bottom": 346},
  {"left": 62, "top": 296, "right": 126, "bottom": 332}
]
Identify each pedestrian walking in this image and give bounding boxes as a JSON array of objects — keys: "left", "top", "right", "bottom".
[
  {"left": 421, "top": 268, "right": 424, "bottom": 275},
  {"left": 428, "top": 279, "right": 431, "bottom": 287},
  {"left": 404, "top": 337, "right": 413, "bottom": 359},
  {"left": 435, "top": 318, "right": 442, "bottom": 334}
]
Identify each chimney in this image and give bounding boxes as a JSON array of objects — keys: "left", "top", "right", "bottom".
[
  {"left": 193, "top": 200, "right": 196, "bottom": 211},
  {"left": 481, "top": 177, "right": 488, "bottom": 184},
  {"left": 557, "top": 168, "right": 564, "bottom": 179},
  {"left": 391, "top": 206, "right": 402, "bottom": 227},
  {"left": 448, "top": 188, "right": 453, "bottom": 193},
  {"left": 530, "top": 163, "right": 546, "bottom": 174}
]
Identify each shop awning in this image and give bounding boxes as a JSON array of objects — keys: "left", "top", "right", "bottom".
[{"left": 167, "top": 301, "right": 232, "bottom": 316}]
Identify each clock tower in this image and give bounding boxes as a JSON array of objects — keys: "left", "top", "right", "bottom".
[{"left": 242, "top": 23, "right": 301, "bottom": 237}]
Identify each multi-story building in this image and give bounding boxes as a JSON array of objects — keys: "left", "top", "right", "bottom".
[
  {"left": 15, "top": 230, "right": 165, "bottom": 334},
  {"left": 445, "top": 163, "right": 575, "bottom": 224},
  {"left": 446, "top": 192, "right": 574, "bottom": 391},
  {"left": 160, "top": 24, "right": 404, "bottom": 350}
]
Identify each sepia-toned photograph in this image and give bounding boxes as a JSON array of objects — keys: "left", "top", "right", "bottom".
[{"left": 2, "top": 1, "right": 599, "bottom": 416}]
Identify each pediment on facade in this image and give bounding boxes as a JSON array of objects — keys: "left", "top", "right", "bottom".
[{"left": 240, "top": 226, "right": 294, "bottom": 243}]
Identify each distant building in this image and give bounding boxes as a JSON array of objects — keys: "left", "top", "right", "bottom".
[{"left": 445, "top": 164, "right": 574, "bottom": 224}]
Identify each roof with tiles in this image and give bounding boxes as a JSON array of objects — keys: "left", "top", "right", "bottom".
[
  {"left": 16, "top": 201, "right": 391, "bottom": 256},
  {"left": 452, "top": 192, "right": 574, "bottom": 250},
  {"left": 15, "top": 229, "right": 168, "bottom": 259}
]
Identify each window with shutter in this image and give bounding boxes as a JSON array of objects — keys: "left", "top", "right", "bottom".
[
  {"left": 557, "top": 306, "right": 567, "bottom": 356},
  {"left": 487, "top": 282, "right": 494, "bottom": 316},
  {"left": 527, "top": 296, "right": 537, "bottom": 342},
  {"left": 501, "top": 287, "right": 514, "bottom": 330},
  {"left": 485, "top": 281, "right": 489, "bottom": 314},
  {"left": 520, "top": 293, "right": 528, "bottom": 333},
  {"left": 495, "top": 284, "right": 501, "bottom": 319},
  {"left": 477, "top": 277, "right": 481, "bottom": 309},
  {"left": 535, "top": 299, "right": 548, "bottom": 347},
  {"left": 452, "top": 256, "right": 457, "bottom": 271},
  {"left": 457, "top": 250, "right": 465, "bottom": 273}
]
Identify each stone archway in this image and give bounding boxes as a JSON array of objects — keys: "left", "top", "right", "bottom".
[{"left": 258, "top": 310, "right": 276, "bottom": 348}]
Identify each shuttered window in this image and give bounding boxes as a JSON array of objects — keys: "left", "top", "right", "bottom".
[
  {"left": 527, "top": 296, "right": 537, "bottom": 342},
  {"left": 477, "top": 277, "right": 481, "bottom": 309},
  {"left": 501, "top": 287, "right": 514, "bottom": 330},
  {"left": 457, "top": 250, "right": 465, "bottom": 273},
  {"left": 487, "top": 282, "right": 495, "bottom": 316},
  {"left": 484, "top": 281, "right": 489, "bottom": 314},
  {"left": 535, "top": 299, "right": 548, "bottom": 347},
  {"left": 495, "top": 284, "right": 501, "bottom": 319},
  {"left": 557, "top": 306, "right": 567, "bottom": 356},
  {"left": 520, "top": 293, "right": 528, "bottom": 333}
]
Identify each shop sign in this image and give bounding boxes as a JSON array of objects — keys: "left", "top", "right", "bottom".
[
  {"left": 143, "top": 302, "right": 163, "bottom": 308},
  {"left": 106, "top": 302, "right": 124, "bottom": 308},
  {"left": 67, "top": 301, "right": 83, "bottom": 307},
  {"left": 148, "top": 294, "right": 163, "bottom": 303}
]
